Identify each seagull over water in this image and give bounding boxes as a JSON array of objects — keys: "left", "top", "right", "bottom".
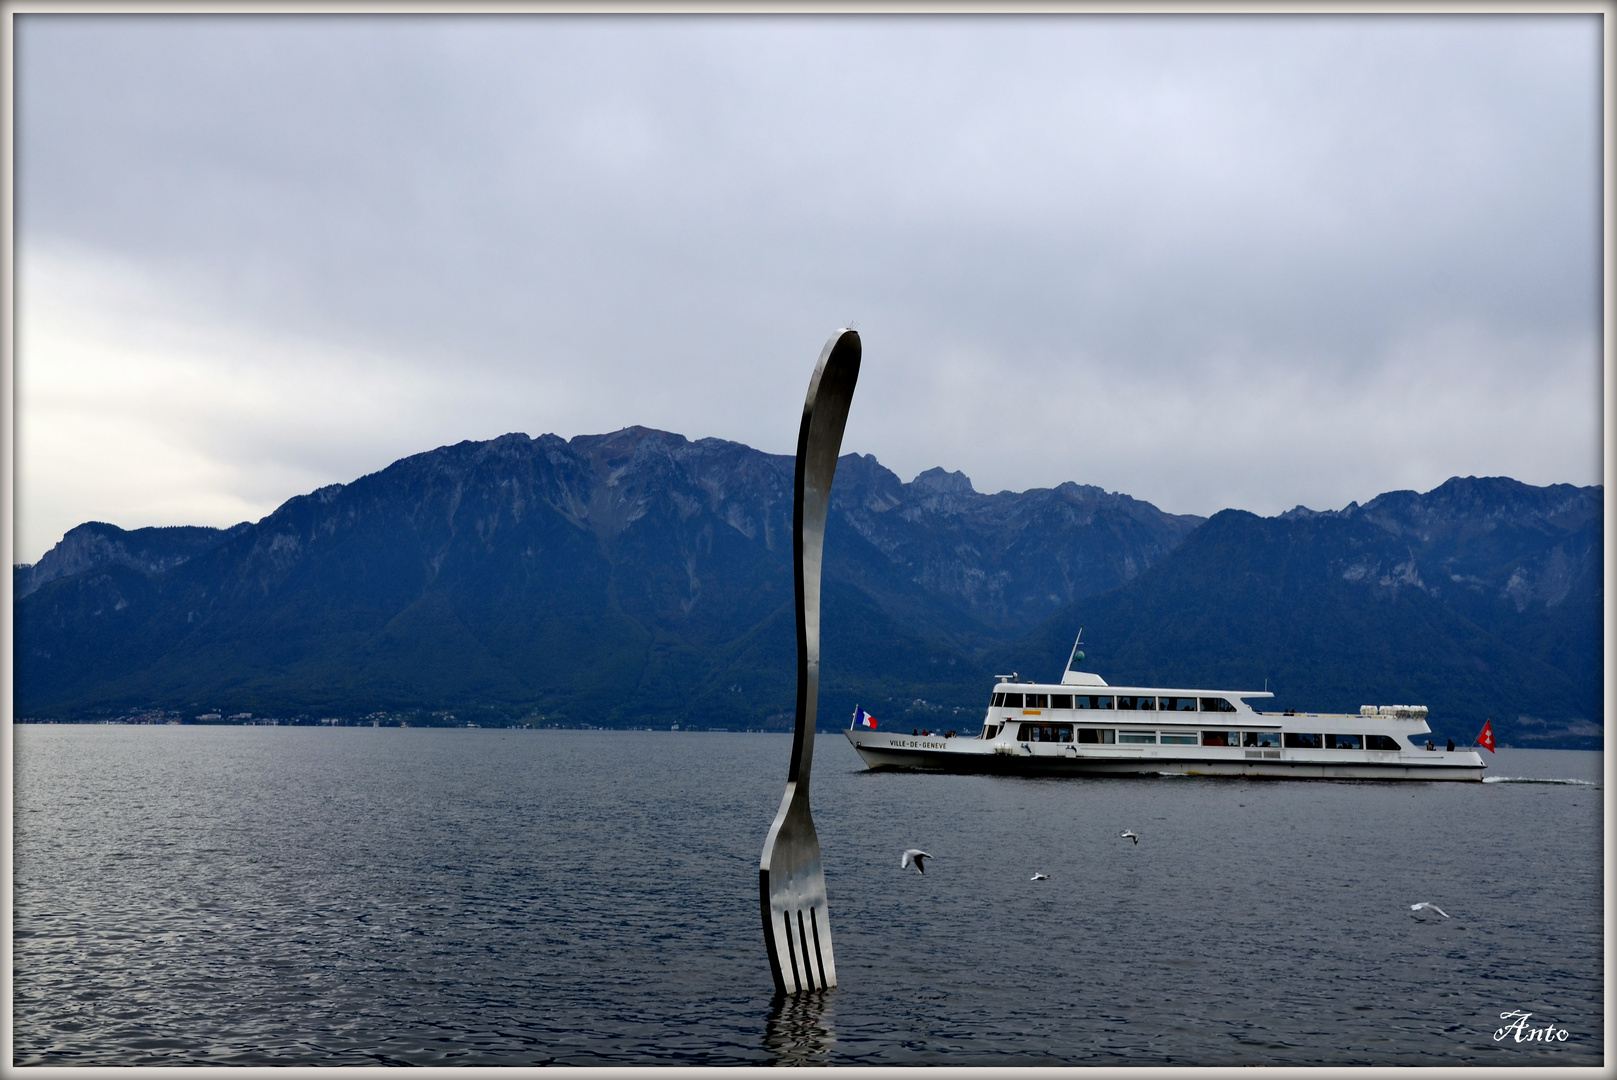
[
  {"left": 1410, "top": 902, "right": 1449, "bottom": 919},
  {"left": 901, "top": 849, "right": 932, "bottom": 874},
  {"left": 1120, "top": 830, "right": 1140, "bottom": 844},
  {"left": 1030, "top": 872, "right": 1049, "bottom": 881}
]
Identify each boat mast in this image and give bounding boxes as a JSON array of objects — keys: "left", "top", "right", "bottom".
[{"left": 1063, "top": 627, "right": 1086, "bottom": 678}]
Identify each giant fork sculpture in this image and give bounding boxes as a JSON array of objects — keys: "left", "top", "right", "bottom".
[{"left": 759, "top": 328, "right": 860, "bottom": 994}]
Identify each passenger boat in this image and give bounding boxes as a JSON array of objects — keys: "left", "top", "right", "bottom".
[{"left": 844, "top": 636, "right": 1486, "bottom": 781}]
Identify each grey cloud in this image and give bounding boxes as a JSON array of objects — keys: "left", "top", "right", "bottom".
[{"left": 14, "top": 14, "right": 1601, "bottom": 559}]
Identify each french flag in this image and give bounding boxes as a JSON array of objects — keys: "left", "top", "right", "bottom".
[{"left": 852, "top": 705, "right": 877, "bottom": 729}]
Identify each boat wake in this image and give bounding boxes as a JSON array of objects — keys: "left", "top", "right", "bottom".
[{"left": 1481, "top": 776, "right": 1599, "bottom": 786}]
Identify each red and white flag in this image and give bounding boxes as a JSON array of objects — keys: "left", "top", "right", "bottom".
[{"left": 1476, "top": 720, "right": 1496, "bottom": 753}]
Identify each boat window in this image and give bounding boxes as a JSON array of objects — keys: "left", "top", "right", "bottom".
[
  {"left": 1077, "top": 728, "right": 1115, "bottom": 743},
  {"left": 1283, "top": 732, "right": 1322, "bottom": 748},
  {"left": 1050, "top": 694, "right": 1072, "bottom": 709},
  {"left": 991, "top": 693, "right": 1004, "bottom": 707},
  {"left": 1118, "top": 732, "right": 1157, "bottom": 744},
  {"left": 1159, "top": 696, "right": 1197, "bottom": 712},
  {"left": 1025, "top": 694, "right": 1049, "bottom": 709},
  {"left": 1115, "top": 695, "right": 1154, "bottom": 710},
  {"left": 1200, "top": 698, "right": 1237, "bottom": 713},
  {"left": 1159, "top": 732, "right": 1198, "bottom": 745},
  {"left": 1365, "top": 734, "right": 1401, "bottom": 751},
  {"left": 1001, "top": 693, "right": 1023, "bottom": 708},
  {"left": 1074, "top": 695, "right": 1114, "bottom": 710},
  {"left": 1018, "top": 723, "right": 1073, "bottom": 742},
  {"left": 1243, "top": 731, "right": 1281, "bottom": 747},
  {"left": 1326, "top": 733, "right": 1362, "bottom": 749},
  {"left": 1200, "top": 730, "right": 1239, "bottom": 746}
]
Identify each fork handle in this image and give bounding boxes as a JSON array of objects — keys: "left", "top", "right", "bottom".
[{"left": 786, "top": 328, "right": 861, "bottom": 788}]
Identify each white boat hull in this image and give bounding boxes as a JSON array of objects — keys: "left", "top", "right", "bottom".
[{"left": 845, "top": 733, "right": 1486, "bottom": 781}]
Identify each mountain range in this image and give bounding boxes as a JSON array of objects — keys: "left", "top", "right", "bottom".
[{"left": 14, "top": 427, "right": 1603, "bottom": 747}]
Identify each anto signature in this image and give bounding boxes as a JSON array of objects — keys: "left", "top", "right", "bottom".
[{"left": 1493, "top": 1010, "right": 1570, "bottom": 1044}]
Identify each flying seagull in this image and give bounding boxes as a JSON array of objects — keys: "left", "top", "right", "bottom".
[
  {"left": 1030, "top": 872, "right": 1049, "bottom": 881},
  {"left": 901, "top": 849, "right": 932, "bottom": 874},
  {"left": 1410, "top": 902, "right": 1449, "bottom": 919},
  {"left": 1120, "top": 830, "right": 1139, "bottom": 844}
]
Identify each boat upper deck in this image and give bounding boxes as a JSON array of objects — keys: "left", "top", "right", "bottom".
[{"left": 982, "top": 677, "right": 1434, "bottom": 741}]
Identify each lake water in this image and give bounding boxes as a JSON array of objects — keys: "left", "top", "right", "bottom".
[{"left": 12, "top": 726, "right": 1604, "bottom": 1066}]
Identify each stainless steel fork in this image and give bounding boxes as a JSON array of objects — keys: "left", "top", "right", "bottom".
[{"left": 759, "top": 327, "right": 861, "bottom": 994}]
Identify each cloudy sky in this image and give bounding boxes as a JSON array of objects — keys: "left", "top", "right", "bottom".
[{"left": 14, "top": 13, "right": 1603, "bottom": 564}]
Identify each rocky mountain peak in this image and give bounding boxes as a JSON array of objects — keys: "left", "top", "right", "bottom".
[
  {"left": 911, "top": 467, "right": 977, "bottom": 496},
  {"left": 1356, "top": 476, "right": 1601, "bottom": 536},
  {"left": 14, "top": 521, "right": 252, "bottom": 600}
]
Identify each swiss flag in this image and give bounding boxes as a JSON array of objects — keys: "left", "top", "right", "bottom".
[{"left": 1476, "top": 719, "right": 1496, "bottom": 753}]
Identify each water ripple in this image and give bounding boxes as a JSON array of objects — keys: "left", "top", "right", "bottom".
[{"left": 13, "top": 728, "right": 1603, "bottom": 1066}]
